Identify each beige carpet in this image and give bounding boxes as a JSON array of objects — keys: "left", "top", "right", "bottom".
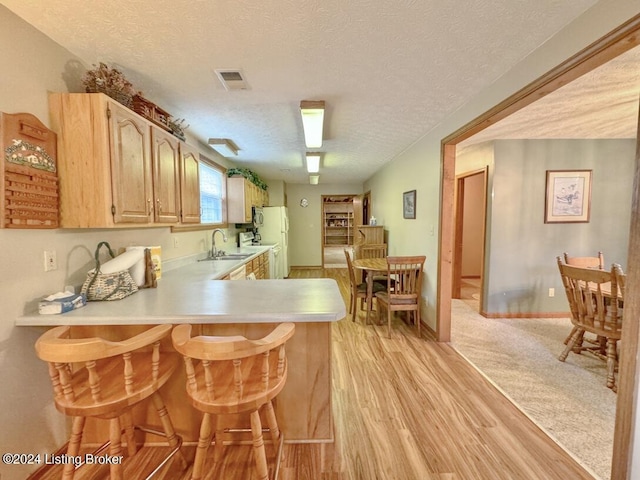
[{"left": 450, "top": 299, "right": 615, "bottom": 480}]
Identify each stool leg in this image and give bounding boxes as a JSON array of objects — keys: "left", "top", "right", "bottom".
[
  {"left": 151, "top": 392, "right": 187, "bottom": 470},
  {"left": 62, "top": 416, "right": 85, "bottom": 480},
  {"left": 108, "top": 417, "right": 124, "bottom": 480},
  {"left": 250, "top": 410, "right": 269, "bottom": 480},
  {"left": 192, "top": 412, "right": 214, "bottom": 480},
  {"left": 212, "top": 415, "right": 224, "bottom": 471},
  {"left": 120, "top": 411, "right": 137, "bottom": 456},
  {"left": 263, "top": 400, "right": 284, "bottom": 460}
]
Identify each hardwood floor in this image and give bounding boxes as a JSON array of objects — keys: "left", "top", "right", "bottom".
[{"left": 32, "top": 268, "right": 595, "bottom": 480}]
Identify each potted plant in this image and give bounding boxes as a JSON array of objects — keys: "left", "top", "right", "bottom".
[{"left": 226, "top": 168, "right": 268, "bottom": 191}]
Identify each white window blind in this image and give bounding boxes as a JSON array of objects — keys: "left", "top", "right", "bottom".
[{"left": 200, "top": 161, "right": 224, "bottom": 224}]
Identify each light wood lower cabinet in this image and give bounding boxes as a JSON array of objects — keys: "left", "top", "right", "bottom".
[
  {"left": 353, "top": 225, "right": 384, "bottom": 245},
  {"left": 233, "top": 252, "right": 270, "bottom": 279},
  {"left": 49, "top": 92, "right": 197, "bottom": 228}
]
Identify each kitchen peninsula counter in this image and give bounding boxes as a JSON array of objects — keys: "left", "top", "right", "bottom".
[
  {"left": 17, "top": 256, "right": 345, "bottom": 444},
  {"left": 16, "top": 259, "right": 345, "bottom": 326}
]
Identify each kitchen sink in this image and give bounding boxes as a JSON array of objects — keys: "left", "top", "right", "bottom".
[
  {"left": 218, "top": 254, "right": 254, "bottom": 260},
  {"left": 199, "top": 253, "right": 254, "bottom": 262}
]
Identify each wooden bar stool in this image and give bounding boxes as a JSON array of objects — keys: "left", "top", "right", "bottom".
[
  {"left": 171, "top": 323, "right": 295, "bottom": 480},
  {"left": 35, "top": 324, "right": 187, "bottom": 480}
]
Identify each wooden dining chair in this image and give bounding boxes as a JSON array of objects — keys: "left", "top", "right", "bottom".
[
  {"left": 613, "top": 263, "right": 626, "bottom": 299},
  {"left": 359, "top": 244, "right": 391, "bottom": 286},
  {"left": 375, "top": 255, "right": 426, "bottom": 338},
  {"left": 35, "top": 324, "right": 187, "bottom": 480},
  {"left": 559, "top": 252, "right": 605, "bottom": 349},
  {"left": 171, "top": 323, "right": 295, "bottom": 480},
  {"left": 344, "top": 249, "right": 385, "bottom": 322},
  {"left": 359, "top": 243, "right": 387, "bottom": 259},
  {"left": 563, "top": 251, "right": 605, "bottom": 269},
  {"left": 557, "top": 261, "right": 622, "bottom": 391}
]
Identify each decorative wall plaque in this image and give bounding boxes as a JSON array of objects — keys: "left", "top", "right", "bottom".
[{"left": 1, "top": 112, "right": 59, "bottom": 228}]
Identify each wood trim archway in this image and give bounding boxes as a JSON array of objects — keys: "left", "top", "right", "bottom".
[{"left": 436, "top": 14, "right": 640, "bottom": 480}]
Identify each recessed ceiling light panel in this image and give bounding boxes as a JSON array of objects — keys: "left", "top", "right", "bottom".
[{"left": 300, "top": 100, "right": 325, "bottom": 148}]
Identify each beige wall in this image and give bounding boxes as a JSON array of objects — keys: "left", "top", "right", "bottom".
[
  {"left": 266, "top": 178, "right": 286, "bottom": 206},
  {"left": 285, "top": 183, "right": 363, "bottom": 267}
]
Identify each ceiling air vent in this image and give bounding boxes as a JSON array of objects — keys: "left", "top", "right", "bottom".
[{"left": 215, "top": 69, "right": 250, "bottom": 91}]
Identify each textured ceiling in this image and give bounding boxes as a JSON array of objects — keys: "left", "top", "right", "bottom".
[
  {"left": 461, "top": 45, "right": 640, "bottom": 147},
  {"left": 1, "top": 0, "right": 607, "bottom": 184}
]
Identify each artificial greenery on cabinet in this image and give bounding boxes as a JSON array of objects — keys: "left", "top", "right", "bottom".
[{"left": 226, "top": 168, "right": 268, "bottom": 190}]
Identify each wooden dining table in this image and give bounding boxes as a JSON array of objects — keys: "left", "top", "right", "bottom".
[{"left": 352, "top": 257, "right": 388, "bottom": 324}]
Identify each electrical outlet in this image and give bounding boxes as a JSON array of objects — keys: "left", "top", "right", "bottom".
[
  {"left": 44, "top": 250, "right": 57, "bottom": 272},
  {"left": 548, "top": 287, "right": 555, "bottom": 297}
]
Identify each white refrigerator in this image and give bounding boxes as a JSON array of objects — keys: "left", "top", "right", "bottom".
[{"left": 261, "top": 206, "right": 290, "bottom": 278}]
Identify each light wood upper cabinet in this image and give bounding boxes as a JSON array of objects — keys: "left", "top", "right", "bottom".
[
  {"left": 179, "top": 143, "right": 201, "bottom": 224},
  {"left": 227, "top": 176, "right": 269, "bottom": 224},
  {"left": 151, "top": 128, "right": 181, "bottom": 223},
  {"left": 227, "top": 177, "right": 253, "bottom": 223},
  {"left": 49, "top": 92, "right": 187, "bottom": 228},
  {"left": 108, "top": 101, "right": 153, "bottom": 224}
]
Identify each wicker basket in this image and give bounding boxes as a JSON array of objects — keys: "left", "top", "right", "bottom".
[
  {"left": 132, "top": 94, "right": 172, "bottom": 132},
  {"left": 86, "top": 86, "right": 133, "bottom": 108}
]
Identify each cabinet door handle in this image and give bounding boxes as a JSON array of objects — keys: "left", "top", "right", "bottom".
[
  {"left": 147, "top": 198, "right": 153, "bottom": 215},
  {"left": 156, "top": 198, "right": 162, "bottom": 213}
]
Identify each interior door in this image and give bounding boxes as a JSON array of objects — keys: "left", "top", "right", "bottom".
[{"left": 353, "top": 193, "right": 364, "bottom": 228}]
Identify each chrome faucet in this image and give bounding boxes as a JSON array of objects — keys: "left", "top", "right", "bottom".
[{"left": 211, "top": 228, "right": 228, "bottom": 258}]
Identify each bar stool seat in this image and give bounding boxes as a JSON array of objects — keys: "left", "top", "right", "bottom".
[
  {"left": 35, "top": 324, "right": 186, "bottom": 480},
  {"left": 172, "top": 323, "right": 295, "bottom": 480}
]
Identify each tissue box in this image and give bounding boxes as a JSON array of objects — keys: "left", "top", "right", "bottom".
[{"left": 39, "top": 293, "right": 86, "bottom": 315}]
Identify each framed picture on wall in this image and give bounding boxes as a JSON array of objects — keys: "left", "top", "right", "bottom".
[
  {"left": 544, "top": 170, "right": 592, "bottom": 223},
  {"left": 403, "top": 190, "right": 416, "bottom": 219}
]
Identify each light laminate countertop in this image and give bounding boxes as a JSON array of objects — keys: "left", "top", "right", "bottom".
[{"left": 16, "top": 247, "right": 346, "bottom": 327}]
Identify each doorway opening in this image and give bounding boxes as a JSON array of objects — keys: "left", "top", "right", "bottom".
[
  {"left": 322, "top": 195, "right": 356, "bottom": 268},
  {"left": 437, "top": 16, "right": 640, "bottom": 479},
  {"left": 452, "top": 168, "right": 487, "bottom": 313}
]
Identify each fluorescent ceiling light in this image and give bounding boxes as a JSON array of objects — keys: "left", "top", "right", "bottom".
[
  {"left": 208, "top": 138, "right": 240, "bottom": 156},
  {"left": 300, "top": 100, "right": 325, "bottom": 148},
  {"left": 309, "top": 174, "right": 320, "bottom": 185},
  {"left": 306, "top": 153, "right": 321, "bottom": 173}
]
